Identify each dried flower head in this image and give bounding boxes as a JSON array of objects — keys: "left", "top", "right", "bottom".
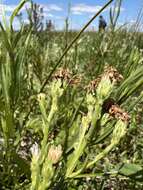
[
  {"left": 109, "top": 104, "right": 130, "bottom": 123},
  {"left": 48, "top": 145, "right": 62, "bottom": 164},
  {"left": 85, "top": 77, "right": 101, "bottom": 93},
  {"left": 85, "top": 66, "right": 123, "bottom": 93},
  {"left": 53, "top": 68, "right": 72, "bottom": 81},
  {"left": 103, "top": 66, "right": 123, "bottom": 83},
  {"left": 69, "top": 75, "right": 82, "bottom": 86},
  {"left": 53, "top": 68, "right": 82, "bottom": 87}
]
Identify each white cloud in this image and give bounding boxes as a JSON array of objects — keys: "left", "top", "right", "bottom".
[
  {"left": 43, "top": 12, "right": 64, "bottom": 20},
  {"left": 43, "top": 12, "right": 54, "bottom": 18},
  {"left": 0, "top": 3, "right": 31, "bottom": 14},
  {"left": 45, "top": 4, "right": 62, "bottom": 12},
  {"left": 72, "top": 11, "right": 83, "bottom": 16},
  {"left": 71, "top": 4, "right": 102, "bottom": 15},
  {"left": 130, "top": 19, "right": 136, "bottom": 23},
  {"left": 71, "top": 3, "right": 125, "bottom": 15},
  {"left": 0, "top": 3, "right": 62, "bottom": 14},
  {"left": 0, "top": 4, "right": 16, "bottom": 13}
]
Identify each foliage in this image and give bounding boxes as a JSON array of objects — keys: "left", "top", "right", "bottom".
[{"left": 0, "top": 0, "right": 143, "bottom": 190}]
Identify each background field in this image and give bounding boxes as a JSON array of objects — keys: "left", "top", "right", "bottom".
[{"left": 0, "top": 0, "right": 143, "bottom": 189}]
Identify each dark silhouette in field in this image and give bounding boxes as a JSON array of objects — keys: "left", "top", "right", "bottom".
[
  {"left": 46, "top": 20, "right": 54, "bottom": 31},
  {"left": 99, "top": 15, "right": 107, "bottom": 32}
]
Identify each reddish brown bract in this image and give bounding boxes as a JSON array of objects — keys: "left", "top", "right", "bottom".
[
  {"left": 109, "top": 104, "right": 130, "bottom": 123},
  {"left": 53, "top": 68, "right": 72, "bottom": 81},
  {"left": 103, "top": 66, "right": 123, "bottom": 83}
]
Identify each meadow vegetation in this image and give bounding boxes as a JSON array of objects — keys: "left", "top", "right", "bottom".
[{"left": 0, "top": 0, "right": 143, "bottom": 189}]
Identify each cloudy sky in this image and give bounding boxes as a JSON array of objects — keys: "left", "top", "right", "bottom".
[{"left": 0, "top": 0, "right": 143, "bottom": 30}]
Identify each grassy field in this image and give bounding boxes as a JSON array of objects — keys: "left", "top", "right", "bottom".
[{"left": 0, "top": 0, "right": 143, "bottom": 189}]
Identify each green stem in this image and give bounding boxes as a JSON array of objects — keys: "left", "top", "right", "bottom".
[
  {"left": 66, "top": 136, "right": 86, "bottom": 178},
  {"left": 86, "top": 144, "right": 113, "bottom": 168},
  {"left": 66, "top": 117, "right": 89, "bottom": 178},
  {"left": 86, "top": 102, "right": 102, "bottom": 140}
]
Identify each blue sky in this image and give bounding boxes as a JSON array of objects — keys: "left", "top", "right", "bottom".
[{"left": 0, "top": 0, "right": 143, "bottom": 30}]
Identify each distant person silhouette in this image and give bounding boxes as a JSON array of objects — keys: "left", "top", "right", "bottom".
[{"left": 99, "top": 15, "right": 107, "bottom": 32}]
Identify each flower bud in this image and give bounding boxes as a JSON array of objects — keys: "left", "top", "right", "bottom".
[
  {"left": 48, "top": 145, "right": 62, "bottom": 164},
  {"left": 31, "top": 142, "right": 40, "bottom": 160},
  {"left": 100, "top": 113, "right": 110, "bottom": 126},
  {"left": 51, "top": 80, "right": 64, "bottom": 98},
  {"left": 96, "top": 75, "right": 113, "bottom": 101},
  {"left": 111, "top": 120, "right": 127, "bottom": 145}
]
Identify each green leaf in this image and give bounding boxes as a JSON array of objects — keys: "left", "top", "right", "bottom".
[
  {"left": 94, "top": 122, "right": 115, "bottom": 144},
  {"left": 10, "top": 0, "right": 29, "bottom": 30},
  {"left": 119, "top": 163, "right": 143, "bottom": 176}
]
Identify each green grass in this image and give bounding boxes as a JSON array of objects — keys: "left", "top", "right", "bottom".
[{"left": 0, "top": 0, "right": 143, "bottom": 189}]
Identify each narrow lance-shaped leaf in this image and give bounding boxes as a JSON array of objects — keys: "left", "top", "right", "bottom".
[{"left": 10, "top": 0, "right": 30, "bottom": 31}]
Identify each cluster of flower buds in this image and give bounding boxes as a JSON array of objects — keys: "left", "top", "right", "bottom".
[{"left": 109, "top": 104, "right": 130, "bottom": 124}]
